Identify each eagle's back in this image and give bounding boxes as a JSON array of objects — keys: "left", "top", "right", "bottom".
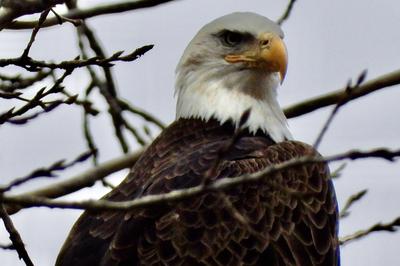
[{"left": 56, "top": 118, "right": 339, "bottom": 266}]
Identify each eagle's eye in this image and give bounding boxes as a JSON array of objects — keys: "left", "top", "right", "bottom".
[{"left": 220, "top": 30, "right": 244, "bottom": 47}]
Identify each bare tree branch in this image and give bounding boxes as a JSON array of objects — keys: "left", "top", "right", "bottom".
[
  {"left": 2, "top": 147, "right": 399, "bottom": 213},
  {"left": 4, "top": 95, "right": 79, "bottom": 125},
  {"left": 0, "top": 45, "right": 154, "bottom": 71},
  {"left": 5, "top": 149, "right": 144, "bottom": 215},
  {"left": 0, "top": 70, "right": 52, "bottom": 92},
  {"left": 76, "top": 22, "right": 150, "bottom": 151},
  {"left": 3, "top": 67, "right": 396, "bottom": 213},
  {"left": 0, "top": 69, "right": 73, "bottom": 124},
  {"left": 330, "top": 162, "right": 347, "bottom": 179},
  {"left": 284, "top": 69, "right": 400, "bottom": 118},
  {"left": 0, "top": 204, "right": 34, "bottom": 266},
  {"left": 4, "top": 0, "right": 181, "bottom": 30},
  {"left": 21, "top": 8, "right": 51, "bottom": 58},
  {"left": 340, "top": 216, "right": 400, "bottom": 245}
]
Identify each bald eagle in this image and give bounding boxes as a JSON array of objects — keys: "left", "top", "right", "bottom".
[{"left": 56, "top": 12, "right": 339, "bottom": 266}]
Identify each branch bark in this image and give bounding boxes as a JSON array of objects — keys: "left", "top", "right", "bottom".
[
  {"left": 3, "top": 0, "right": 181, "bottom": 30},
  {"left": 3, "top": 147, "right": 399, "bottom": 213},
  {"left": 0, "top": 0, "right": 65, "bottom": 30},
  {"left": 0, "top": 204, "right": 34, "bottom": 266},
  {"left": 283, "top": 69, "right": 400, "bottom": 118},
  {"left": 277, "top": 0, "right": 297, "bottom": 26},
  {"left": 340, "top": 216, "right": 400, "bottom": 245},
  {"left": 5, "top": 149, "right": 144, "bottom": 215}
]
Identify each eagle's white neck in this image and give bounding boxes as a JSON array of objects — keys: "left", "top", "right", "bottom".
[{"left": 175, "top": 61, "right": 292, "bottom": 143}]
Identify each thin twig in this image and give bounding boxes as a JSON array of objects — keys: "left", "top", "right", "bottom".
[
  {"left": 340, "top": 216, "right": 400, "bottom": 245},
  {"left": 81, "top": 30, "right": 133, "bottom": 152},
  {"left": 83, "top": 109, "right": 98, "bottom": 165},
  {"left": 76, "top": 30, "right": 101, "bottom": 164},
  {"left": 0, "top": 70, "right": 52, "bottom": 92},
  {"left": 123, "top": 120, "right": 147, "bottom": 146},
  {"left": 0, "top": 45, "right": 154, "bottom": 72},
  {"left": 0, "top": 204, "right": 34, "bottom": 266},
  {"left": 0, "top": 69, "right": 73, "bottom": 124},
  {"left": 0, "top": 150, "right": 94, "bottom": 193},
  {"left": 21, "top": 8, "right": 51, "bottom": 58},
  {"left": 313, "top": 96, "right": 345, "bottom": 149},
  {"left": 5, "top": 95, "right": 79, "bottom": 125},
  {"left": 339, "top": 189, "right": 368, "bottom": 219},
  {"left": 277, "top": 0, "right": 297, "bottom": 26},
  {"left": 313, "top": 71, "right": 367, "bottom": 149},
  {"left": 61, "top": 89, "right": 99, "bottom": 116},
  {"left": 118, "top": 99, "right": 165, "bottom": 130},
  {"left": 77, "top": 22, "right": 152, "bottom": 151},
  {"left": 330, "top": 162, "right": 347, "bottom": 179}
]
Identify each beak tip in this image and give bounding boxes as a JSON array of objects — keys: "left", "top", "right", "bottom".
[{"left": 279, "top": 68, "right": 287, "bottom": 84}]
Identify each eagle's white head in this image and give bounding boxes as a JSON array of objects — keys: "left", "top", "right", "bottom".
[{"left": 175, "top": 12, "right": 292, "bottom": 142}]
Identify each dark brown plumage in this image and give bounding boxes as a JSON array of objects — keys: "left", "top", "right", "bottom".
[{"left": 56, "top": 118, "right": 339, "bottom": 266}]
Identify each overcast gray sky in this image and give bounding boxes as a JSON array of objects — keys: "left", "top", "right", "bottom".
[{"left": 1, "top": 0, "right": 400, "bottom": 265}]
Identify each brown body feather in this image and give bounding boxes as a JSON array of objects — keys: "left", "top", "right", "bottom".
[{"left": 56, "top": 118, "right": 339, "bottom": 266}]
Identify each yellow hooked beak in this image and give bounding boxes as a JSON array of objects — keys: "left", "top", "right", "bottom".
[{"left": 224, "top": 32, "right": 288, "bottom": 83}]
